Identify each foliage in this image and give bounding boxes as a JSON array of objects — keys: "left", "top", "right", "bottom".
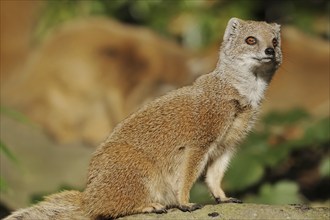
[
  {"left": 0, "top": 140, "right": 17, "bottom": 165},
  {"left": 319, "top": 157, "right": 330, "bottom": 177},
  {"left": 190, "top": 181, "right": 213, "bottom": 204},
  {"left": 0, "top": 150, "right": 10, "bottom": 191},
  {"left": 0, "top": 123, "right": 15, "bottom": 192},
  {"left": 0, "top": 140, "right": 18, "bottom": 191},
  {"left": 0, "top": 106, "right": 33, "bottom": 192},
  {"left": 244, "top": 181, "right": 302, "bottom": 205},
  {"left": 0, "top": 141, "right": 18, "bottom": 192},
  {"left": 0, "top": 106, "right": 35, "bottom": 128},
  {"left": 191, "top": 109, "right": 330, "bottom": 205},
  {"left": 36, "top": 0, "right": 328, "bottom": 48},
  {"left": 225, "top": 109, "right": 329, "bottom": 190}
]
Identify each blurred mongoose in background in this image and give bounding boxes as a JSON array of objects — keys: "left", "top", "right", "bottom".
[{"left": 5, "top": 17, "right": 282, "bottom": 220}]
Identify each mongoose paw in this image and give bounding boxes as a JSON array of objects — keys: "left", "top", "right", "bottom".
[
  {"left": 215, "top": 197, "right": 243, "bottom": 204},
  {"left": 153, "top": 207, "right": 168, "bottom": 214},
  {"left": 177, "top": 203, "right": 203, "bottom": 212},
  {"left": 142, "top": 203, "right": 167, "bottom": 214}
]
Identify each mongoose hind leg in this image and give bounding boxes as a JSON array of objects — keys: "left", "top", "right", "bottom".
[
  {"left": 84, "top": 143, "right": 158, "bottom": 218},
  {"left": 178, "top": 148, "right": 208, "bottom": 207}
]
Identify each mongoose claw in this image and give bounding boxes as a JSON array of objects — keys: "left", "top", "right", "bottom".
[
  {"left": 177, "top": 203, "right": 203, "bottom": 212},
  {"left": 215, "top": 197, "right": 243, "bottom": 204},
  {"left": 153, "top": 208, "right": 168, "bottom": 214},
  {"left": 142, "top": 203, "right": 167, "bottom": 214}
]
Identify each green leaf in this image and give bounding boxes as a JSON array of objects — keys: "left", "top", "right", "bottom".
[
  {"left": 0, "top": 176, "right": 8, "bottom": 192},
  {"left": 258, "top": 145, "right": 290, "bottom": 168},
  {"left": 0, "top": 140, "right": 18, "bottom": 164},
  {"left": 245, "top": 181, "right": 302, "bottom": 204},
  {"left": 319, "top": 157, "right": 330, "bottom": 177},
  {"left": 262, "top": 108, "right": 310, "bottom": 126},
  {"left": 0, "top": 106, "right": 34, "bottom": 127},
  {"left": 190, "top": 181, "right": 213, "bottom": 204},
  {"left": 224, "top": 155, "right": 264, "bottom": 191},
  {"left": 304, "top": 117, "right": 330, "bottom": 144}
]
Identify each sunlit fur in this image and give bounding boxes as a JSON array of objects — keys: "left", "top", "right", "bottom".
[{"left": 5, "top": 18, "right": 281, "bottom": 220}]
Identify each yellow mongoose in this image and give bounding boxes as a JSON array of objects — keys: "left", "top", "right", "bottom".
[{"left": 5, "top": 18, "right": 282, "bottom": 220}]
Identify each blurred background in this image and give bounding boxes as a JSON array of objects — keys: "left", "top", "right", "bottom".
[{"left": 0, "top": 0, "right": 329, "bottom": 217}]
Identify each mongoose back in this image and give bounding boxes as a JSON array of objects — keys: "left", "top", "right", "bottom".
[{"left": 5, "top": 17, "right": 282, "bottom": 220}]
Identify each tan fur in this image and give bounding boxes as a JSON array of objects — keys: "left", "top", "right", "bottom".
[
  {"left": 83, "top": 17, "right": 282, "bottom": 219},
  {"left": 1, "top": 17, "right": 191, "bottom": 145},
  {"left": 4, "top": 191, "right": 88, "bottom": 220},
  {"left": 5, "top": 18, "right": 282, "bottom": 219}
]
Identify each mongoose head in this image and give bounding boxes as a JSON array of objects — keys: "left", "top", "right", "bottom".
[{"left": 220, "top": 17, "right": 282, "bottom": 81}]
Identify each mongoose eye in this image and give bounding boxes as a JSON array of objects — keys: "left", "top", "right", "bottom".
[
  {"left": 272, "top": 38, "right": 278, "bottom": 47},
  {"left": 245, "top": 36, "right": 257, "bottom": 45}
]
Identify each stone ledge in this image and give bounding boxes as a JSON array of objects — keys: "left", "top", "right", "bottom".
[{"left": 118, "top": 203, "right": 329, "bottom": 220}]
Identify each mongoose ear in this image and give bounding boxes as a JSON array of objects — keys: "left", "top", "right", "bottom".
[
  {"left": 223, "top": 17, "right": 241, "bottom": 41},
  {"left": 272, "top": 23, "right": 281, "bottom": 33}
]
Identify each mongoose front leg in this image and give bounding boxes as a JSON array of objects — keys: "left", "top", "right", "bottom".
[{"left": 205, "top": 150, "right": 242, "bottom": 204}]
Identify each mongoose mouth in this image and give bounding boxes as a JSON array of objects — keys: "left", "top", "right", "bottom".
[{"left": 253, "top": 57, "right": 275, "bottom": 63}]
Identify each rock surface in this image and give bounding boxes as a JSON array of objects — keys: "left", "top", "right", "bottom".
[{"left": 118, "top": 203, "right": 329, "bottom": 220}]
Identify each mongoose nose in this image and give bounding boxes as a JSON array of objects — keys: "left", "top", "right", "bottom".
[{"left": 265, "top": 47, "right": 275, "bottom": 56}]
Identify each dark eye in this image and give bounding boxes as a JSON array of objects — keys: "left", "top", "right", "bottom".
[
  {"left": 272, "top": 38, "right": 278, "bottom": 47},
  {"left": 245, "top": 36, "right": 257, "bottom": 45}
]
